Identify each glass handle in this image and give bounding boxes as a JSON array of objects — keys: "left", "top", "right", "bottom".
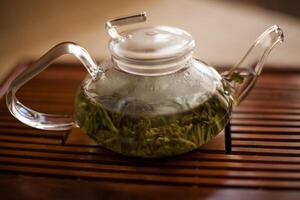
[{"left": 6, "top": 42, "right": 101, "bottom": 131}]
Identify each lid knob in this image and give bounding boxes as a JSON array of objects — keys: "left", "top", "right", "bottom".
[{"left": 106, "top": 12, "right": 147, "bottom": 41}]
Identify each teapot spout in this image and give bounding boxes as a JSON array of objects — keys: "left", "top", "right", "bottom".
[{"left": 223, "top": 25, "right": 284, "bottom": 105}]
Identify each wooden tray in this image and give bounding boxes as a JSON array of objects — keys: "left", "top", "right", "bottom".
[{"left": 0, "top": 63, "right": 300, "bottom": 199}]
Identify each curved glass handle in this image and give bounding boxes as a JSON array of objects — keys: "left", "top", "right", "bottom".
[{"left": 6, "top": 42, "right": 101, "bottom": 131}]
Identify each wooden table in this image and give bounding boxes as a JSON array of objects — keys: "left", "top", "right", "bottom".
[{"left": 0, "top": 63, "right": 300, "bottom": 199}]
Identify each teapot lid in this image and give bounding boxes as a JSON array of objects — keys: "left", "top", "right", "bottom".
[{"left": 106, "top": 13, "right": 195, "bottom": 76}]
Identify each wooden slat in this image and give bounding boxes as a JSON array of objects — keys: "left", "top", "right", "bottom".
[
  {"left": 231, "top": 119, "right": 300, "bottom": 127},
  {"left": 231, "top": 126, "right": 300, "bottom": 134},
  {"left": 232, "top": 113, "right": 300, "bottom": 120},
  {"left": 232, "top": 133, "right": 300, "bottom": 141},
  {"left": 233, "top": 140, "right": 300, "bottom": 148},
  {"left": 234, "top": 107, "right": 300, "bottom": 114},
  {"left": 240, "top": 99, "right": 300, "bottom": 109},
  {"left": 0, "top": 135, "right": 61, "bottom": 145}
]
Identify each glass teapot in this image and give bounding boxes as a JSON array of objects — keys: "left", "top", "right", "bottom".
[{"left": 6, "top": 13, "right": 284, "bottom": 158}]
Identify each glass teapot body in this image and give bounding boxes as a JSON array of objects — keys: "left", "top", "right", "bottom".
[
  {"left": 73, "top": 59, "right": 231, "bottom": 157},
  {"left": 6, "top": 13, "right": 283, "bottom": 158}
]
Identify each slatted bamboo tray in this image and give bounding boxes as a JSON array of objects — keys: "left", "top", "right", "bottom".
[{"left": 0, "top": 63, "right": 300, "bottom": 199}]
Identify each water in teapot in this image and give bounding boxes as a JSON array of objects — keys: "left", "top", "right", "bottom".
[
  {"left": 74, "top": 67, "right": 231, "bottom": 158},
  {"left": 74, "top": 90, "right": 230, "bottom": 157}
]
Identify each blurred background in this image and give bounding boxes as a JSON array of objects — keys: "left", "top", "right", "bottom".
[{"left": 1, "top": 0, "right": 300, "bottom": 82}]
